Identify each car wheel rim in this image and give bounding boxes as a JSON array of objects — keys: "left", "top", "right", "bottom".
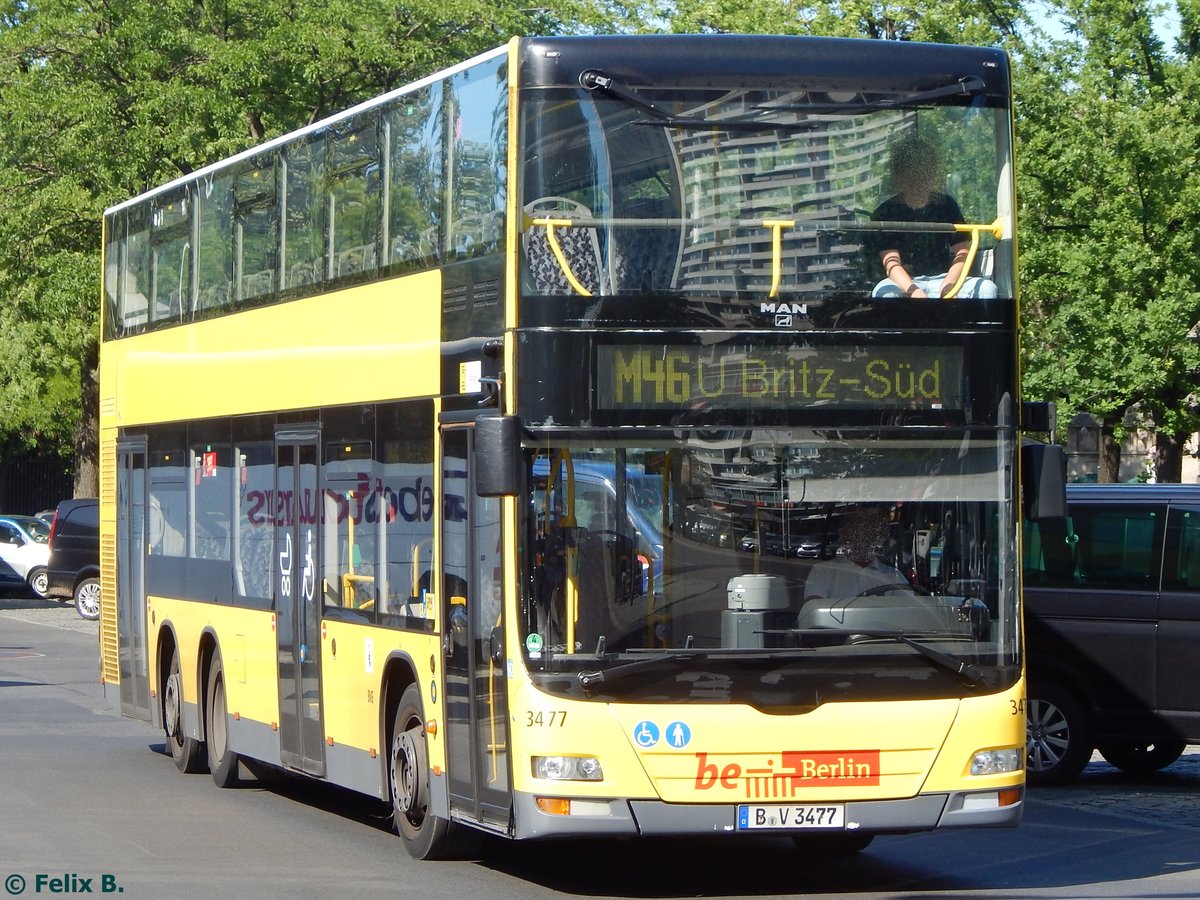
[
  {"left": 78, "top": 583, "right": 101, "bottom": 617},
  {"left": 1027, "top": 698, "right": 1070, "bottom": 773}
]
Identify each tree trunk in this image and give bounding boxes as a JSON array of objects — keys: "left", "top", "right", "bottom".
[
  {"left": 74, "top": 339, "right": 99, "bottom": 498},
  {"left": 1098, "top": 418, "right": 1122, "bottom": 483},
  {"left": 1155, "top": 430, "right": 1186, "bottom": 483}
]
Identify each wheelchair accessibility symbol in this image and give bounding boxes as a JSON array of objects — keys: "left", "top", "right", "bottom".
[{"left": 633, "top": 720, "right": 660, "bottom": 748}]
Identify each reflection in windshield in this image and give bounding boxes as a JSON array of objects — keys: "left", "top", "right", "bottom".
[
  {"left": 521, "top": 431, "right": 1018, "bottom": 704},
  {"left": 521, "top": 82, "right": 1012, "bottom": 302}
]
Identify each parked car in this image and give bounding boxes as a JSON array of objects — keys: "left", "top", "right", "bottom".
[
  {"left": 0, "top": 514, "right": 51, "bottom": 597},
  {"left": 1024, "top": 483, "right": 1200, "bottom": 785},
  {"left": 46, "top": 498, "right": 101, "bottom": 620},
  {"left": 738, "top": 530, "right": 835, "bottom": 559}
]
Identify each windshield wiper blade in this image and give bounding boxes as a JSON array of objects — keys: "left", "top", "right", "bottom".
[
  {"left": 770, "top": 76, "right": 987, "bottom": 114},
  {"left": 577, "top": 654, "right": 687, "bottom": 691},
  {"left": 792, "top": 628, "right": 985, "bottom": 686},
  {"left": 579, "top": 69, "right": 819, "bottom": 132}
]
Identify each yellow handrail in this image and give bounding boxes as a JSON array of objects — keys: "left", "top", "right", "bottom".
[
  {"left": 944, "top": 218, "right": 1004, "bottom": 299},
  {"left": 528, "top": 217, "right": 592, "bottom": 297},
  {"left": 762, "top": 220, "right": 795, "bottom": 298}
]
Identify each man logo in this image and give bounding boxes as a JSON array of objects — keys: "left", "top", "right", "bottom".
[{"left": 761, "top": 301, "right": 808, "bottom": 328}]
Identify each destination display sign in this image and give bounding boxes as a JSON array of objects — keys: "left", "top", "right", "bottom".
[{"left": 595, "top": 344, "right": 964, "bottom": 411}]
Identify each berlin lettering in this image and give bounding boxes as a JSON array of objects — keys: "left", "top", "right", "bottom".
[{"left": 694, "top": 750, "right": 881, "bottom": 797}]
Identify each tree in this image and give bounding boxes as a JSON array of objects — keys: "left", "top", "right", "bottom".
[
  {"left": 1016, "top": 0, "right": 1200, "bottom": 482},
  {"left": 0, "top": 0, "right": 653, "bottom": 494},
  {"left": 664, "top": 0, "right": 1022, "bottom": 44}
]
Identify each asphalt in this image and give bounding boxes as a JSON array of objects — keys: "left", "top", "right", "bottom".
[{"left": 4, "top": 589, "right": 1198, "bottom": 831}]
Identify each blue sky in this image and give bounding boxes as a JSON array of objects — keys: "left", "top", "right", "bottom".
[{"left": 1030, "top": 0, "right": 1181, "bottom": 48}]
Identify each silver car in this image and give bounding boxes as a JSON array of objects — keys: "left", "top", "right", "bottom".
[{"left": 0, "top": 514, "right": 52, "bottom": 597}]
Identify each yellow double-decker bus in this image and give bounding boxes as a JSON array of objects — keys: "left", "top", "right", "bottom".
[{"left": 100, "top": 34, "right": 1060, "bottom": 858}]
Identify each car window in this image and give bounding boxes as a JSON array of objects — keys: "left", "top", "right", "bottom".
[
  {"left": 66, "top": 503, "right": 100, "bottom": 533},
  {"left": 19, "top": 518, "right": 50, "bottom": 543}
]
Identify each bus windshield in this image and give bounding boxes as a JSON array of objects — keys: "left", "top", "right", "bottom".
[
  {"left": 522, "top": 429, "right": 1019, "bottom": 705},
  {"left": 521, "top": 81, "right": 1012, "bottom": 306}
]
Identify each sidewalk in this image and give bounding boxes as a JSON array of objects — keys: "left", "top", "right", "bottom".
[
  {"left": 1027, "top": 747, "right": 1200, "bottom": 829},
  {"left": 0, "top": 593, "right": 99, "bottom": 635}
]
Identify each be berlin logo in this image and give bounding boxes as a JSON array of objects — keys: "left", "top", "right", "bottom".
[{"left": 4, "top": 874, "right": 124, "bottom": 895}]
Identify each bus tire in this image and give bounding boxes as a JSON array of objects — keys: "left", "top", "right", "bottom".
[
  {"left": 1097, "top": 739, "right": 1187, "bottom": 776},
  {"left": 1026, "top": 682, "right": 1092, "bottom": 785},
  {"left": 206, "top": 655, "right": 240, "bottom": 788},
  {"left": 164, "top": 646, "right": 205, "bottom": 774},
  {"left": 390, "top": 684, "right": 463, "bottom": 860}
]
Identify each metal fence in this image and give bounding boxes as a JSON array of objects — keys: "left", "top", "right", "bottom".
[{"left": 0, "top": 458, "right": 76, "bottom": 516}]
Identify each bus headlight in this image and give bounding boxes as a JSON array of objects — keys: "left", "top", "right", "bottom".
[
  {"left": 532, "top": 756, "right": 604, "bottom": 781},
  {"left": 970, "top": 748, "right": 1023, "bottom": 775}
]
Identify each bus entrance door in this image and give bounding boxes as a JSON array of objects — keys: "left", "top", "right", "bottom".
[
  {"left": 441, "top": 424, "right": 511, "bottom": 830},
  {"left": 116, "top": 441, "right": 151, "bottom": 721},
  {"left": 274, "top": 429, "right": 326, "bottom": 777}
]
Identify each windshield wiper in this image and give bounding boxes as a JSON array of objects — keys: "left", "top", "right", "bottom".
[
  {"left": 791, "top": 628, "right": 986, "bottom": 686},
  {"left": 575, "top": 646, "right": 819, "bottom": 692},
  {"left": 579, "top": 69, "right": 819, "bottom": 132},
  {"left": 770, "top": 76, "right": 987, "bottom": 114},
  {"left": 576, "top": 654, "right": 688, "bottom": 691}
]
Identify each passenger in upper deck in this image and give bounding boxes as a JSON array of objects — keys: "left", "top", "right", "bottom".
[{"left": 865, "top": 133, "right": 997, "bottom": 301}]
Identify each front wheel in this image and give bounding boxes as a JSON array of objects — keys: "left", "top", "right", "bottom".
[
  {"left": 1097, "top": 739, "right": 1187, "bottom": 776},
  {"left": 26, "top": 566, "right": 48, "bottom": 599},
  {"left": 1026, "top": 683, "right": 1092, "bottom": 786},
  {"left": 206, "top": 655, "right": 240, "bottom": 787},
  {"left": 390, "top": 685, "right": 470, "bottom": 859},
  {"left": 74, "top": 577, "right": 101, "bottom": 620}
]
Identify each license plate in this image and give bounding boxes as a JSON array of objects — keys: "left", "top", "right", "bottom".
[{"left": 737, "top": 804, "right": 845, "bottom": 830}]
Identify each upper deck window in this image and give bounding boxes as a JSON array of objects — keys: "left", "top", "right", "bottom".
[{"left": 519, "top": 80, "right": 1013, "bottom": 314}]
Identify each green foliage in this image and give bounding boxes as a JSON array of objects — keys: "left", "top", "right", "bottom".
[
  {"left": 0, "top": 0, "right": 654, "bottom": 467},
  {"left": 663, "top": 0, "right": 1023, "bottom": 45},
  {"left": 1016, "top": 0, "right": 1200, "bottom": 469}
]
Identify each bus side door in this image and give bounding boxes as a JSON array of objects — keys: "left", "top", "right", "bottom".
[
  {"left": 440, "top": 422, "right": 511, "bottom": 830},
  {"left": 117, "top": 440, "right": 152, "bottom": 721},
  {"left": 275, "top": 428, "right": 326, "bottom": 776}
]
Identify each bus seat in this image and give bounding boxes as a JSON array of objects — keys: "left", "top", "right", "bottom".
[
  {"left": 523, "top": 197, "right": 604, "bottom": 295},
  {"left": 611, "top": 198, "right": 682, "bottom": 293}
]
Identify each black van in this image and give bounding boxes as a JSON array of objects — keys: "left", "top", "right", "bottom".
[
  {"left": 1023, "top": 483, "right": 1200, "bottom": 784},
  {"left": 47, "top": 498, "right": 101, "bottom": 620}
]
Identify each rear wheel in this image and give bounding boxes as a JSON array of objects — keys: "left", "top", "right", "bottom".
[
  {"left": 164, "top": 647, "right": 205, "bottom": 774},
  {"left": 74, "top": 577, "right": 101, "bottom": 620},
  {"left": 390, "top": 684, "right": 467, "bottom": 859},
  {"left": 1026, "top": 683, "right": 1092, "bottom": 785},
  {"left": 206, "top": 655, "right": 240, "bottom": 787},
  {"left": 1097, "top": 739, "right": 1187, "bottom": 776},
  {"left": 26, "top": 566, "right": 48, "bottom": 599}
]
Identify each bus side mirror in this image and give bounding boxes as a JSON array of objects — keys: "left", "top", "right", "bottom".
[
  {"left": 1021, "top": 442, "right": 1067, "bottom": 521},
  {"left": 475, "top": 415, "right": 523, "bottom": 497}
]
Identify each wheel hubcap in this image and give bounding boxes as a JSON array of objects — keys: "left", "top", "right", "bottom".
[
  {"left": 391, "top": 723, "right": 428, "bottom": 826},
  {"left": 78, "top": 584, "right": 101, "bottom": 617},
  {"left": 164, "top": 672, "right": 182, "bottom": 739},
  {"left": 1027, "top": 699, "right": 1068, "bottom": 772}
]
